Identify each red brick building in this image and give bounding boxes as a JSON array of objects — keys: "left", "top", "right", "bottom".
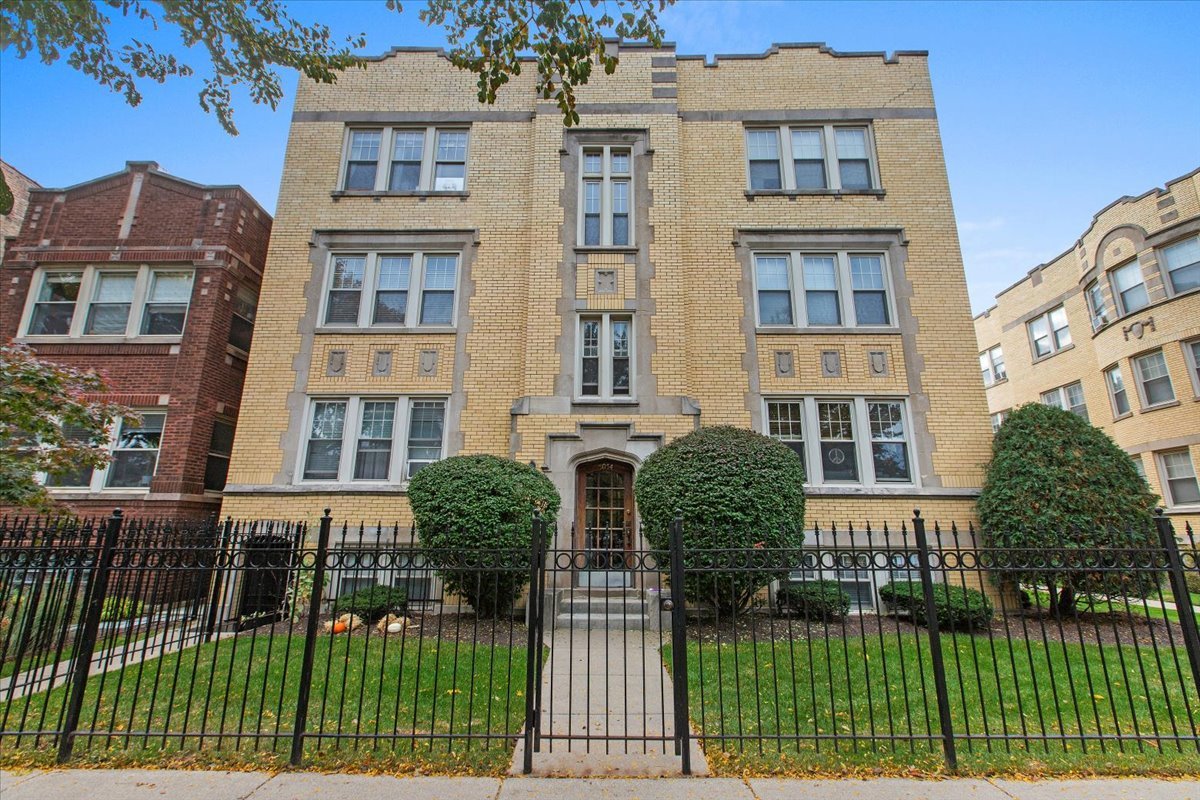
[{"left": 0, "top": 161, "right": 272, "bottom": 518}]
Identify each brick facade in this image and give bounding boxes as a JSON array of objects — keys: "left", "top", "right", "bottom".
[
  {"left": 974, "top": 168, "right": 1200, "bottom": 529},
  {"left": 0, "top": 161, "right": 272, "bottom": 519},
  {"left": 224, "top": 42, "right": 991, "bottom": 536}
]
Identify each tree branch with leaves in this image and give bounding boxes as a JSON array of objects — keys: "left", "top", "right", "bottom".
[{"left": 0, "top": 344, "right": 131, "bottom": 511}]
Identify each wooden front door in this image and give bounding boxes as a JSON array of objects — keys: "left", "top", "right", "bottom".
[{"left": 575, "top": 461, "right": 634, "bottom": 574}]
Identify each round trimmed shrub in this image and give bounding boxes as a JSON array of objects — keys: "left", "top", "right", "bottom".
[
  {"left": 878, "top": 580, "right": 993, "bottom": 630},
  {"left": 332, "top": 584, "right": 407, "bottom": 622},
  {"left": 409, "top": 455, "right": 560, "bottom": 616},
  {"left": 634, "top": 425, "right": 806, "bottom": 613},
  {"left": 978, "top": 403, "right": 1158, "bottom": 616}
]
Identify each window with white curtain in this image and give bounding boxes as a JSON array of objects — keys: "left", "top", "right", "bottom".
[
  {"left": 1027, "top": 305, "right": 1071, "bottom": 359},
  {"left": 1111, "top": 259, "right": 1149, "bottom": 315}
]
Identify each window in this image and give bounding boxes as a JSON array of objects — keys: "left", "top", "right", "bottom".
[
  {"left": 107, "top": 413, "right": 165, "bottom": 489},
  {"left": 341, "top": 126, "right": 469, "bottom": 192},
  {"left": 746, "top": 124, "right": 878, "bottom": 192},
  {"left": 979, "top": 346, "right": 1006, "bottom": 387},
  {"left": 1185, "top": 339, "right": 1200, "bottom": 396},
  {"left": 753, "top": 251, "right": 894, "bottom": 328},
  {"left": 1134, "top": 350, "right": 1175, "bottom": 408},
  {"left": 42, "top": 413, "right": 166, "bottom": 493},
  {"left": 1027, "top": 305, "right": 1071, "bottom": 359},
  {"left": 140, "top": 271, "right": 193, "bottom": 335},
  {"left": 1086, "top": 280, "right": 1110, "bottom": 330},
  {"left": 301, "top": 398, "right": 445, "bottom": 483},
  {"left": 321, "top": 252, "right": 459, "bottom": 329},
  {"left": 229, "top": 286, "right": 258, "bottom": 352},
  {"left": 1111, "top": 259, "right": 1149, "bottom": 315},
  {"left": 766, "top": 401, "right": 805, "bottom": 473},
  {"left": 1105, "top": 364, "right": 1131, "bottom": 417},
  {"left": 1161, "top": 236, "right": 1200, "bottom": 295},
  {"left": 578, "top": 315, "right": 633, "bottom": 400},
  {"left": 765, "top": 397, "right": 916, "bottom": 487},
  {"left": 21, "top": 266, "right": 193, "bottom": 339},
  {"left": 44, "top": 423, "right": 96, "bottom": 488},
  {"left": 867, "top": 401, "right": 911, "bottom": 482},
  {"left": 1040, "top": 381, "right": 1087, "bottom": 420},
  {"left": 28, "top": 272, "right": 81, "bottom": 335},
  {"left": 84, "top": 272, "right": 136, "bottom": 334},
  {"left": 990, "top": 410, "right": 1009, "bottom": 434},
  {"left": 204, "top": 420, "right": 235, "bottom": 492},
  {"left": 1131, "top": 454, "right": 1147, "bottom": 483},
  {"left": 1160, "top": 450, "right": 1200, "bottom": 506},
  {"left": 580, "top": 146, "right": 632, "bottom": 247}
]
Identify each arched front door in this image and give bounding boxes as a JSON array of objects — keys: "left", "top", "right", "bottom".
[{"left": 575, "top": 460, "right": 634, "bottom": 584}]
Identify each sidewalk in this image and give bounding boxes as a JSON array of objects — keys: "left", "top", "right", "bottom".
[{"left": 2, "top": 769, "right": 1197, "bottom": 800}]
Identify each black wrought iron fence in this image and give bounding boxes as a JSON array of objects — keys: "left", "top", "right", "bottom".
[
  {"left": 0, "top": 511, "right": 534, "bottom": 771},
  {"left": 677, "top": 512, "right": 1200, "bottom": 772},
  {"left": 1, "top": 508, "right": 1197, "bottom": 775}
]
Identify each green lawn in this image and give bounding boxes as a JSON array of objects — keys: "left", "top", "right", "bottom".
[
  {"left": 668, "top": 633, "right": 1200, "bottom": 776},
  {"left": 1, "top": 632, "right": 531, "bottom": 774}
]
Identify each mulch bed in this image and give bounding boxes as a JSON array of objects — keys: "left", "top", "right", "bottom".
[{"left": 238, "top": 612, "right": 530, "bottom": 647}]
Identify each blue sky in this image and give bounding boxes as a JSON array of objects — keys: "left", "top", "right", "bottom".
[{"left": 1, "top": 1, "right": 1197, "bottom": 312}]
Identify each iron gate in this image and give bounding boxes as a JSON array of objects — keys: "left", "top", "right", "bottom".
[{"left": 522, "top": 515, "right": 692, "bottom": 773}]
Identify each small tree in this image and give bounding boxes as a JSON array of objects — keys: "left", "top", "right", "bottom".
[
  {"left": 0, "top": 344, "right": 130, "bottom": 511},
  {"left": 408, "top": 454, "right": 559, "bottom": 616},
  {"left": 978, "top": 403, "right": 1158, "bottom": 616},
  {"left": 635, "top": 426, "right": 806, "bottom": 614}
]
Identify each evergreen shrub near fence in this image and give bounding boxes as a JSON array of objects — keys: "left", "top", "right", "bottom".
[
  {"left": 775, "top": 580, "right": 851, "bottom": 620},
  {"left": 878, "top": 579, "right": 994, "bottom": 630},
  {"left": 330, "top": 584, "right": 407, "bottom": 621}
]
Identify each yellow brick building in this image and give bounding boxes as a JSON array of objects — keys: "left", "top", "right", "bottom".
[
  {"left": 224, "top": 42, "right": 992, "bottom": 544},
  {"left": 974, "top": 168, "right": 1200, "bottom": 530}
]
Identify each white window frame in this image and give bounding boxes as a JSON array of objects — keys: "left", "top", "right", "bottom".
[
  {"left": 338, "top": 126, "right": 470, "bottom": 193},
  {"left": 990, "top": 410, "right": 1010, "bottom": 434},
  {"left": 577, "top": 145, "right": 634, "bottom": 248},
  {"left": 19, "top": 266, "right": 194, "bottom": 341},
  {"left": 297, "top": 397, "right": 447, "bottom": 485},
  {"left": 1133, "top": 349, "right": 1176, "bottom": 410},
  {"left": 1110, "top": 259, "right": 1149, "bottom": 316},
  {"left": 318, "top": 251, "right": 460, "bottom": 329},
  {"left": 1104, "top": 363, "right": 1131, "bottom": 418},
  {"left": 763, "top": 397, "right": 918, "bottom": 488},
  {"left": 1085, "top": 279, "right": 1110, "bottom": 331},
  {"left": 1040, "top": 381, "right": 1088, "bottom": 421},
  {"left": 1158, "top": 449, "right": 1200, "bottom": 509},
  {"left": 979, "top": 345, "right": 1006, "bottom": 387},
  {"left": 752, "top": 250, "right": 897, "bottom": 329},
  {"left": 575, "top": 313, "right": 635, "bottom": 402},
  {"left": 40, "top": 410, "right": 167, "bottom": 494},
  {"left": 745, "top": 124, "right": 881, "bottom": 192},
  {"left": 1183, "top": 338, "right": 1200, "bottom": 398},
  {"left": 1026, "top": 304, "right": 1071, "bottom": 360},
  {"left": 1159, "top": 235, "right": 1200, "bottom": 297}
]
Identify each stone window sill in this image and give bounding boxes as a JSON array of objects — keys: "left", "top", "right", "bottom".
[
  {"left": 314, "top": 326, "right": 457, "bottom": 336},
  {"left": 1030, "top": 343, "right": 1074, "bottom": 364},
  {"left": 756, "top": 326, "right": 901, "bottom": 336},
  {"left": 1140, "top": 399, "right": 1182, "bottom": 413},
  {"left": 1111, "top": 411, "right": 1134, "bottom": 422},
  {"left": 746, "top": 188, "right": 886, "bottom": 200},
  {"left": 17, "top": 335, "right": 184, "bottom": 346},
  {"left": 331, "top": 190, "right": 469, "bottom": 200}
]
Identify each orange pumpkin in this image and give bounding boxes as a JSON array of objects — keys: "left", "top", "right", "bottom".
[{"left": 332, "top": 621, "right": 348, "bottom": 634}]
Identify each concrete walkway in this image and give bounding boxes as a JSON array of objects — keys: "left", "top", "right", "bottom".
[
  {"left": 3, "top": 770, "right": 1198, "bottom": 800},
  {"left": 511, "top": 627, "right": 707, "bottom": 776}
]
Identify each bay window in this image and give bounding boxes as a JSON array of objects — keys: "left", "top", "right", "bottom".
[
  {"left": 1105, "top": 364, "right": 1130, "bottom": 417},
  {"left": 1160, "top": 450, "right": 1200, "bottom": 507}
]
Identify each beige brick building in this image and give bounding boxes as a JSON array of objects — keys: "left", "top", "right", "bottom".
[
  {"left": 224, "top": 42, "right": 992, "bottom": 546},
  {"left": 974, "top": 168, "right": 1200, "bottom": 529}
]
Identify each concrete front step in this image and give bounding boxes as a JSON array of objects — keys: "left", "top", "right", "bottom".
[{"left": 555, "top": 613, "right": 651, "bottom": 629}]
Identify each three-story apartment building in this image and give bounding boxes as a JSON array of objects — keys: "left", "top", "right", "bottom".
[
  {"left": 0, "top": 161, "right": 272, "bottom": 518},
  {"left": 975, "top": 168, "right": 1200, "bottom": 528},
  {"left": 224, "top": 42, "right": 992, "bottom": 550}
]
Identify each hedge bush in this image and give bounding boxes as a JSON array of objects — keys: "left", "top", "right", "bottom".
[
  {"left": 409, "top": 455, "right": 559, "bottom": 616},
  {"left": 776, "top": 580, "right": 850, "bottom": 620},
  {"left": 331, "top": 584, "right": 407, "bottom": 622},
  {"left": 635, "top": 425, "right": 806, "bottom": 614},
  {"left": 100, "top": 597, "right": 144, "bottom": 623},
  {"left": 978, "top": 403, "right": 1159, "bottom": 616},
  {"left": 878, "top": 580, "right": 994, "bottom": 630}
]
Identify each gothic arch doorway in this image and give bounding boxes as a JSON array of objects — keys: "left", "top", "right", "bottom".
[{"left": 574, "top": 459, "right": 634, "bottom": 586}]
